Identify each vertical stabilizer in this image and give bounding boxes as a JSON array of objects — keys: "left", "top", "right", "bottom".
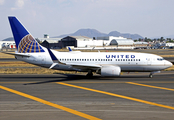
[{"left": 8, "top": 16, "right": 44, "bottom": 53}]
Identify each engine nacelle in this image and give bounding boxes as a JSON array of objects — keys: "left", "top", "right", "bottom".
[{"left": 100, "top": 66, "right": 121, "bottom": 76}]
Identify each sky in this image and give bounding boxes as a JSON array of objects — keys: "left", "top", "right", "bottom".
[{"left": 0, "top": 0, "right": 174, "bottom": 40}]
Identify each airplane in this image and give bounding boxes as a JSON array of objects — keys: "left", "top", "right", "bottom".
[{"left": 3, "top": 16, "right": 173, "bottom": 78}]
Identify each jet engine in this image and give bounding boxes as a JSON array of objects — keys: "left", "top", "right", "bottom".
[{"left": 97, "top": 66, "right": 121, "bottom": 77}]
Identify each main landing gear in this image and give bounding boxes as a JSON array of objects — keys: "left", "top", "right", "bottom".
[{"left": 86, "top": 70, "right": 93, "bottom": 77}]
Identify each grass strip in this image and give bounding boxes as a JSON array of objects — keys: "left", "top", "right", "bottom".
[{"left": 0, "top": 68, "right": 81, "bottom": 74}]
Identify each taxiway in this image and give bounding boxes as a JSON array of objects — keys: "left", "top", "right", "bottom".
[{"left": 0, "top": 72, "right": 174, "bottom": 120}]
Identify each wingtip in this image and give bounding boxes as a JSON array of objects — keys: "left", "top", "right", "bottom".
[{"left": 68, "top": 47, "right": 72, "bottom": 51}]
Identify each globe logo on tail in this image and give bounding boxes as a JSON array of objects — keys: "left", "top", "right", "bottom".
[{"left": 18, "top": 34, "right": 45, "bottom": 53}]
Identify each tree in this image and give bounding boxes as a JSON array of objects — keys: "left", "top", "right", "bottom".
[
  {"left": 160, "top": 37, "right": 164, "bottom": 42},
  {"left": 144, "top": 37, "right": 152, "bottom": 42}
]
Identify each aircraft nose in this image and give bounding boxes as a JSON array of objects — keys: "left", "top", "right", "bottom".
[{"left": 165, "top": 60, "right": 173, "bottom": 67}]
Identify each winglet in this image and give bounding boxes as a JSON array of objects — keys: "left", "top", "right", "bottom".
[{"left": 68, "top": 47, "right": 72, "bottom": 51}]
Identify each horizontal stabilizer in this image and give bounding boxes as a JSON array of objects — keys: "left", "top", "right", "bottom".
[{"left": 1, "top": 52, "right": 30, "bottom": 57}]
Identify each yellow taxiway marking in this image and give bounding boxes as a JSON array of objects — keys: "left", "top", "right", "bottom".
[
  {"left": 126, "top": 82, "right": 174, "bottom": 91},
  {"left": 65, "top": 81, "right": 174, "bottom": 84},
  {"left": 0, "top": 85, "right": 101, "bottom": 120},
  {"left": 57, "top": 82, "right": 174, "bottom": 110}
]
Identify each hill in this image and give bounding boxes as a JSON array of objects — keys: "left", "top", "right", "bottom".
[
  {"left": 2, "top": 37, "right": 14, "bottom": 41},
  {"left": 56, "top": 29, "right": 144, "bottom": 40}
]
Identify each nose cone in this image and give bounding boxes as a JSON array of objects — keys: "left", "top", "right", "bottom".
[{"left": 165, "top": 60, "right": 173, "bottom": 68}]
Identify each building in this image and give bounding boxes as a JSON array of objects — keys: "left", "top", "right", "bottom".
[
  {"left": 61, "top": 36, "right": 135, "bottom": 48},
  {"left": 36, "top": 34, "right": 62, "bottom": 49},
  {"left": 133, "top": 42, "right": 149, "bottom": 49},
  {"left": 0, "top": 41, "right": 16, "bottom": 50},
  {"left": 61, "top": 36, "right": 104, "bottom": 48},
  {"left": 159, "top": 43, "right": 174, "bottom": 49},
  {"left": 96, "top": 36, "right": 134, "bottom": 47},
  {"left": 36, "top": 38, "right": 62, "bottom": 43},
  {"left": 40, "top": 40, "right": 62, "bottom": 49},
  {"left": 38, "top": 35, "right": 148, "bottom": 49}
]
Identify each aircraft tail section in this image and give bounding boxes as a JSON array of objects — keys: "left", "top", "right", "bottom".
[{"left": 8, "top": 16, "right": 45, "bottom": 53}]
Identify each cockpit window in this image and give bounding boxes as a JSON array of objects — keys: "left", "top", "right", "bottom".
[{"left": 157, "top": 58, "right": 164, "bottom": 61}]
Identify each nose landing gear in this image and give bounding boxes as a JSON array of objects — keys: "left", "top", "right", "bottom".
[
  {"left": 149, "top": 74, "right": 153, "bottom": 78},
  {"left": 149, "top": 71, "right": 161, "bottom": 78}
]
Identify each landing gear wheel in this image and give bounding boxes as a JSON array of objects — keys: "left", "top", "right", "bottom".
[
  {"left": 86, "top": 70, "right": 93, "bottom": 77},
  {"left": 149, "top": 74, "right": 153, "bottom": 78}
]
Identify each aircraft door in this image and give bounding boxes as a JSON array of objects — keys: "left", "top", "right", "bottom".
[{"left": 147, "top": 58, "right": 151, "bottom": 65}]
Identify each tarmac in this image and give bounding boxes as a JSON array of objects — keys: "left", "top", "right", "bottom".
[{"left": 0, "top": 72, "right": 174, "bottom": 120}]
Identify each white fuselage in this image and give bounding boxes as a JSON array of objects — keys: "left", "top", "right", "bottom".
[{"left": 15, "top": 47, "right": 173, "bottom": 73}]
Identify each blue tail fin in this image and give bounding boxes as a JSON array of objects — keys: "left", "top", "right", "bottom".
[{"left": 8, "top": 16, "right": 44, "bottom": 53}]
